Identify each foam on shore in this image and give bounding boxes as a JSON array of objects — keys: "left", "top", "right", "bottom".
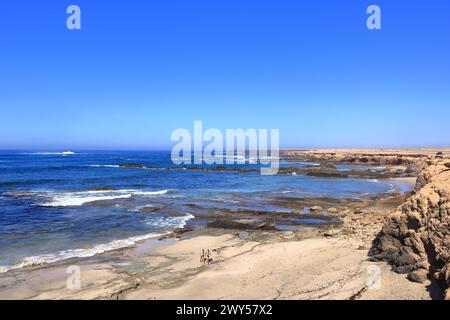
[
  {"left": 39, "top": 189, "right": 170, "bottom": 207},
  {"left": 0, "top": 212, "right": 194, "bottom": 273}
]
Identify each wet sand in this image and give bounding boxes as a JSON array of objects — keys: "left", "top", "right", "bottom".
[
  {"left": 0, "top": 230, "right": 433, "bottom": 300},
  {"left": 0, "top": 192, "right": 438, "bottom": 300}
]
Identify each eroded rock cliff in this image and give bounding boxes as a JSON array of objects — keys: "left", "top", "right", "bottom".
[{"left": 369, "top": 160, "right": 450, "bottom": 298}]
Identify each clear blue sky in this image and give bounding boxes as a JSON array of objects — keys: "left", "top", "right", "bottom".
[{"left": 1, "top": 0, "right": 449, "bottom": 150}]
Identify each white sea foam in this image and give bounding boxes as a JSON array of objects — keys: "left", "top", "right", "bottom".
[
  {"left": 134, "top": 190, "right": 169, "bottom": 196},
  {"left": 22, "top": 151, "right": 77, "bottom": 156},
  {"left": 146, "top": 213, "right": 195, "bottom": 228},
  {"left": 388, "top": 183, "right": 397, "bottom": 193},
  {"left": 301, "top": 162, "right": 320, "bottom": 166},
  {"left": 0, "top": 212, "right": 194, "bottom": 274},
  {"left": 0, "top": 232, "right": 165, "bottom": 273},
  {"left": 40, "top": 189, "right": 170, "bottom": 207},
  {"left": 41, "top": 191, "right": 132, "bottom": 207}
]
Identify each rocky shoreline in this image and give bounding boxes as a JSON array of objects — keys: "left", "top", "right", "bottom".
[
  {"left": 281, "top": 148, "right": 450, "bottom": 166},
  {"left": 369, "top": 159, "right": 450, "bottom": 298},
  {"left": 1, "top": 148, "right": 449, "bottom": 300},
  {"left": 0, "top": 180, "right": 430, "bottom": 300},
  {"left": 283, "top": 148, "right": 450, "bottom": 298},
  {"left": 119, "top": 160, "right": 417, "bottom": 179}
]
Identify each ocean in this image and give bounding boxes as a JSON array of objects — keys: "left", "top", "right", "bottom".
[{"left": 0, "top": 150, "right": 412, "bottom": 272}]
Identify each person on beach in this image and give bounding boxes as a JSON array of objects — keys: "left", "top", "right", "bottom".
[
  {"left": 200, "top": 249, "right": 213, "bottom": 264},
  {"left": 206, "top": 249, "right": 213, "bottom": 264},
  {"left": 200, "top": 249, "right": 206, "bottom": 264}
]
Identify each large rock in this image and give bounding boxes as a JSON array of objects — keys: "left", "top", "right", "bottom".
[
  {"left": 369, "top": 161, "right": 450, "bottom": 297},
  {"left": 310, "top": 206, "right": 323, "bottom": 213},
  {"left": 119, "top": 163, "right": 144, "bottom": 168},
  {"left": 207, "top": 219, "right": 276, "bottom": 231}
]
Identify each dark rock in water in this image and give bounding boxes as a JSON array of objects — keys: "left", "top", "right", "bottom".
[
  {"left": 121, "top": 160, "right": 409, "bottom": 179},
  {"left": 139, "top": 206, "right": 163, "bottom": 213},
  {"left": 320, "top": 162, "right": 337, "bottom": 169},
  {"left": 221, "top": 208, "right": 297, "bottom": 219},
  {"left": 90, "top": 187, "right": 115, "bottom": 191},
  {"left": 310, "top": 206, "right": 323, "bottom": 213},
  {"left": 119, "top": 163, "right": 144, "bottom": 168},
  {"left": 146, "top": 165, "right": 163, "bottom": 170},
  {"left": 207, "top": 219, "right": 276, "bottom": 231},
  {"left": 173, "top": 226, "right": 195, "bottom": 235},
  {"left": 159, "top": 226, "right": 195, "bottom": 240},
  {"left": 300, "top": 166, "right": 348, "bottom": 178}
]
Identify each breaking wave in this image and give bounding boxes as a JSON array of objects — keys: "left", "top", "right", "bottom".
[
  {"left": 21, "top": 151, "right": 77, "bottom": 156},
  {"left": 0, "top": 212, "right": 194, "bottom": 274},
  {"left": 39, "top": 189, "right": 170, "bottom": 207}
]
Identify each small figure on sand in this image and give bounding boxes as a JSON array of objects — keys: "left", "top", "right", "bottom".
[
  {"left": 200, "top": 249, "right": 213, "bottom": 265},
  {"left": 206, "top": 249, "right": 212, "bottom": 264},
  {"left": 200, "top": 249, "right": 206, "bottom": 264}
]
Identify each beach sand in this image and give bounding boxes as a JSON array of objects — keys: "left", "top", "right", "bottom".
[
  {"left": 0, "top": 231, "right": 434, "bottom": 300},
  {"left": 1, "top": 148, "right": 446, "bottom": 300},
  {"left": 125, "top": 235, "right": 434, "bottom": 300}
]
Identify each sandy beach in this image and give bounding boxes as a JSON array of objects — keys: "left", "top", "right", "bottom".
[
  {"left": 1, "top": 148, "right": 448, "bottom": 300},
  {"left": 0, "top": 182, "right": 438, "bottom": 300},
  {"left": 0, "top": 224, "right": 435, "bottom": 300}
]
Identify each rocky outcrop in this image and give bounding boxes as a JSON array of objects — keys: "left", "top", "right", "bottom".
[
  {"left": 207, "top": 219, "right": 276, "bottom": 230},
  {"left": 118, "top": 162, "right": 411, "bottom": 179},
  {"left": 281, "top": 149, "right": 450, "bottom": 175},
  {"left": 369, "top": 160, "right": 450, "bottom": 298},
  {"left": 119, "top": 163, "right": 145, "bottom": 168}
]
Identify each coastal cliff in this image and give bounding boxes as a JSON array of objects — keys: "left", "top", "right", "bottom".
[{"left": 369, "top": 160, "right": 450, "bottom": 298}]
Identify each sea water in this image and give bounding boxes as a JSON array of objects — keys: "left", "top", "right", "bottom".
[{"left": 0, "top": 150, "right": 412, "bottom": 272}]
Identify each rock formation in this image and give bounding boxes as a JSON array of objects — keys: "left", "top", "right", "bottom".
[
  {"left": 281, "top": 149, "right": 449, "bottom": 174},
  {"left": 369, "top": 160, "right": 450, "bottom": 299}
]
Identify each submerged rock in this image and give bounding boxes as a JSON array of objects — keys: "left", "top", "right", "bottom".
[
  {"left": 310, "top": 206, "right": 323, "bottom": 213},
  {"left": 90, "top": 187, "right": 115, "bottom": 191},
  {"left": 207, "top": 219, "right": 276, "bottom": 231},
  {"left": 327, "top": 207, "right": 338, "bottom": 214},
  {"left": 119, "top": 163, "right": 145, "bottom": 168}
]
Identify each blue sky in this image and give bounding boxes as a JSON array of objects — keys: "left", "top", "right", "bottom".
[{"left": 1, "top": 0, "right": 449, "bottom": 150}]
